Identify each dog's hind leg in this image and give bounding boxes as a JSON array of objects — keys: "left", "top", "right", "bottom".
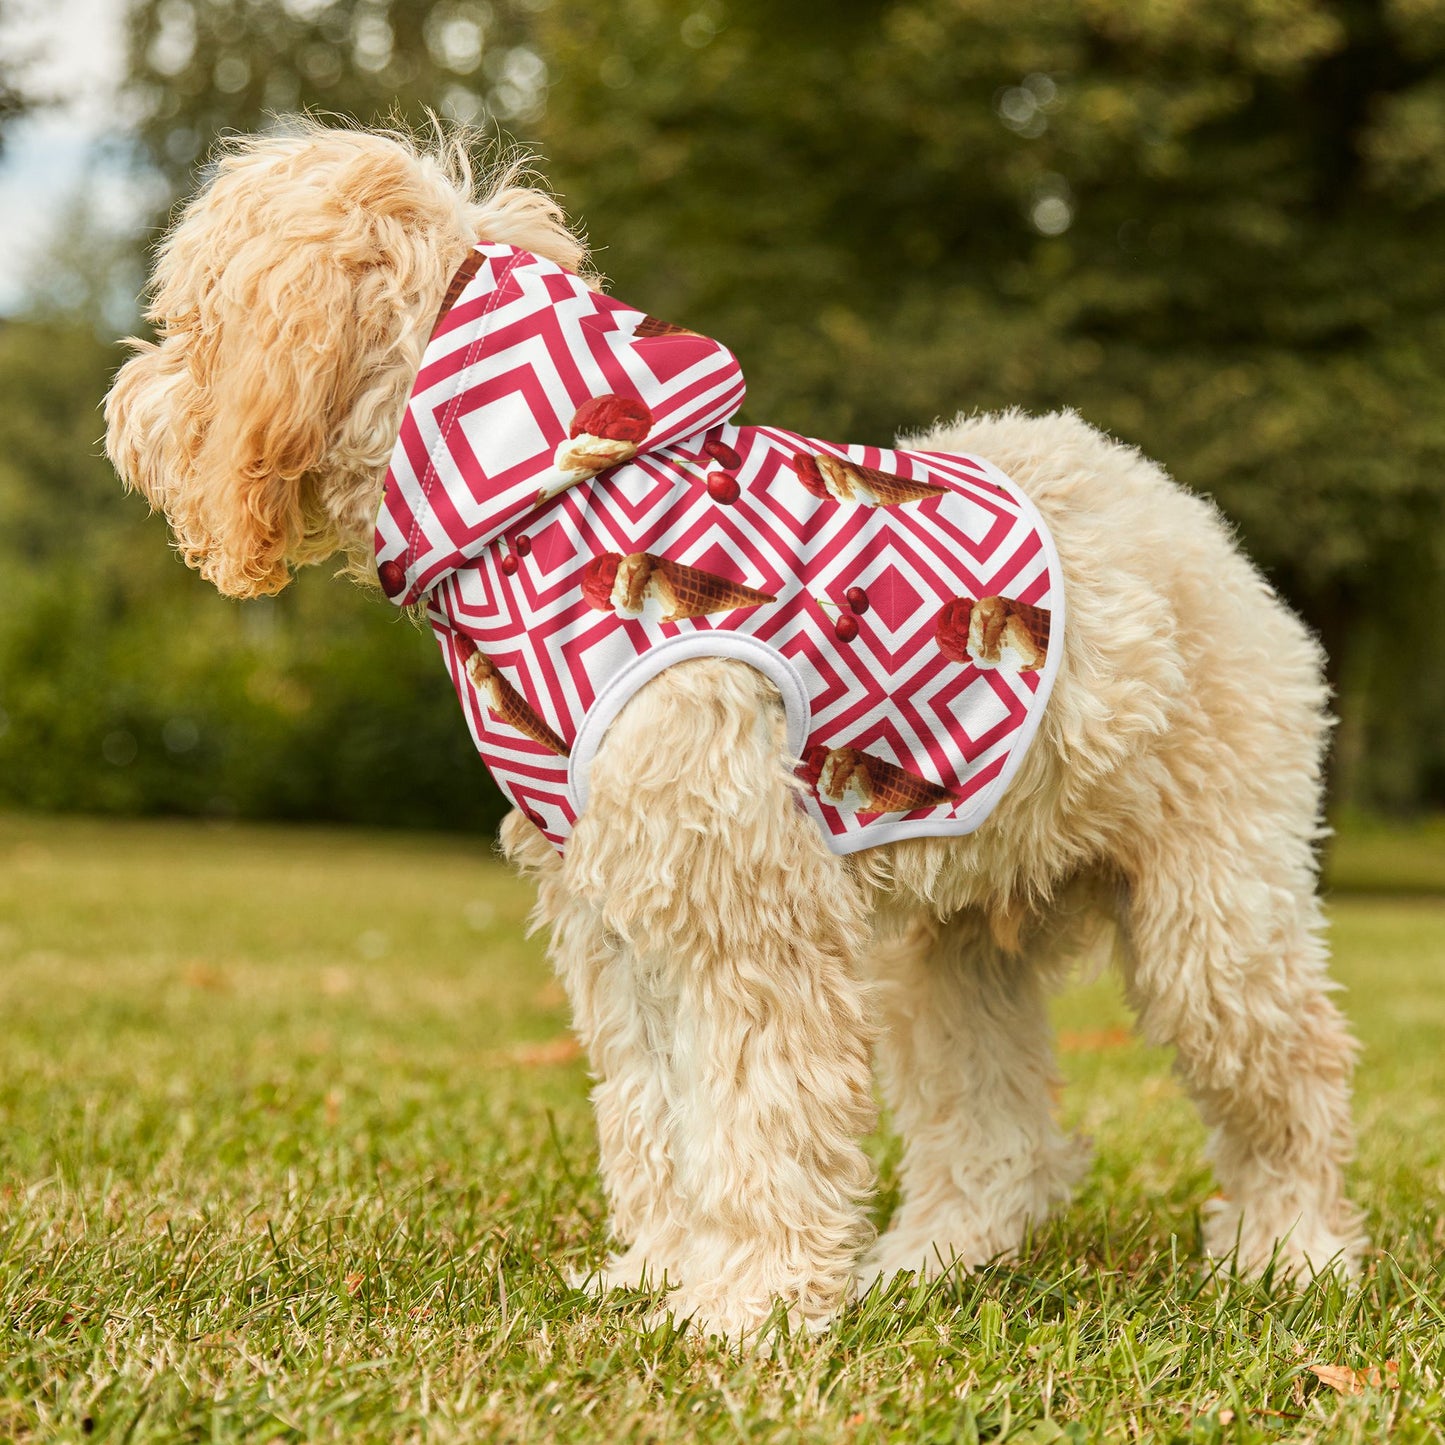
[
  {"left": 565, "top": 659, "right": 878, "bottom": 1342},
  {"left": 1118, "top": 830, "right": 1365, "bottom": 1279},
  {"left": 859, "top": 907, "right": 1090, "bottom": 1288}
]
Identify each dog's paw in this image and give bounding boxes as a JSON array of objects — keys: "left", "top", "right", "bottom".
[
  {"left": 860, "top": 1199, "right": 1046, "bottom": 1287},
  {"left": 569, "top": 1246, "right": 674, "bottom": 1296},
  {"left": 645, "top": 1287, "right": 836, "bottom": 1351},
  {"left": 860, "top": 1132, "right": 1092, "bottom": 1294},
  {"left": 856, "top": 1232, "right": 993, "bottom": 1296},
  {"left": 1202, "top": 1196, "right": 1367, "bottom": 1282}
]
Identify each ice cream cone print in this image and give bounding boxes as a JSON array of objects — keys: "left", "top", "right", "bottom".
[
  {"left": 936, "top": 595, "right": 1050, "bottom": 671},
  {"left": 801, "top": 745, "right": 957, "bottom": 814},
  {"left": 544, "top": 394, "right": 655, "bottom": 501},
  {"left": 458, "top": 640, "right": 570, "bottom": 756},
  {"left": 791, "top": 452, "right": 948, "bottom": 506},
  {"left": 581, "top": 552, "right": 776, "bottom": 622}
]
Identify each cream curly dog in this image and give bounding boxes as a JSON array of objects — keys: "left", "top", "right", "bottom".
[{"left": 105, "top": 123, "right": 1364, "bottom": 1341}]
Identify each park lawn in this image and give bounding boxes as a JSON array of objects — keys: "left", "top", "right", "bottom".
[
  {"left": 1324, "top": 813, "right": 1445, "bottom": 896},
  {"left": 1, "top": 813, "right": 1443, "bottom": 1444}
]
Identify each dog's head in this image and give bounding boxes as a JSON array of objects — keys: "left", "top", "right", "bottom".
[{"left": 105, "top": 122, "right": 586, "bottom": 598}]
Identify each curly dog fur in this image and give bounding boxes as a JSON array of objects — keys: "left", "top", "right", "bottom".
[{"left": 105, "top": 122, "right": 1365, "bottom": 1342}]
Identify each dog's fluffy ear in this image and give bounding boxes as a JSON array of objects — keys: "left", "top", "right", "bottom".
[
  {"left": 107, "top": 247, "right": 344, "bottom": 598},
  {"left": 105, "top": 129, "right": 469, "bottom": 597},
  {"left": 106, "top": 124, "right": 587, "bottom": 599}
]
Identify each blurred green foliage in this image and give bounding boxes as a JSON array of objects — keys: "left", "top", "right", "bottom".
[
  {"left": 2, "top": 0, "right": 1444, "bottom": 825},
  {"left": 534, "top": 0, "right": 1445, "bottom": 809},
  {"left": 0, "top": 319, "right": 502, "bottom": 830}
]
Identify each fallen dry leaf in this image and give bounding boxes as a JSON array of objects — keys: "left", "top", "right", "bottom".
[
  {"left": 320, "top": 967, "right": 353, "bottom": 997},
  {"left": 181, "top": 962, "right": 229, "bottom": 992},
  {"left": 504, "top": 1037, "right": 584, "bottom": 1068},
  {"left": 1057, "top": 1027, "right": 1133, "bottom": 1052},
  {"left": 1309, "top": 1361, "right": 1399, "bottom": 1395},
  {"left": 344, "top": 1273, "right": 365, "bottom": 1296},
  {"left": 534, "top": 980, "right": 567, "bottom": 1009}
]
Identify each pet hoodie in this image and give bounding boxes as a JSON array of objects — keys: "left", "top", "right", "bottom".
[{"left": 375, "top": 242, "right": 1065, "bottom": 855}]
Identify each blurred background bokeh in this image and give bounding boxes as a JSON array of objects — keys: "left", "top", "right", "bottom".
[{"left": 1, "top": 0, "right": 1443, "bottom": 836}]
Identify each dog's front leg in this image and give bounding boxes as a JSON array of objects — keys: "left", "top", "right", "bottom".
[
  {"left": 501, "top": 809, "right": 686, "bottom": 1290},
  {"left": 565, "top": 659, "right": 878, "bottom": 1343}
]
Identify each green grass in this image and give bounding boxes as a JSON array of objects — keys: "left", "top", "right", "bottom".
[
  {"left": 1324, "top": 813, "right": 1445, "bottom": 896},
  {"left": 2, "top": 812, "right": 1443, "bottom": 1443}
]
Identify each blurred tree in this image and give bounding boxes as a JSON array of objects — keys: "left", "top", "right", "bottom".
[
  {"left": 12, "top": 0, "right": 1436, "bottom": 824},
  {"left": 533, "top": 0, "right": 1445, "bottom": 809},
  {"left": 0, "top": 316, "right": 505, "bottom": 832},
  {"left": 2, "top": 0, "right": 562, "bottom": 830},
  {"left": 0, "top": 0, "right": 38, "bottom": 151},
  {"left": 124, "top": 0, "right": 546, "bottom": 192}
]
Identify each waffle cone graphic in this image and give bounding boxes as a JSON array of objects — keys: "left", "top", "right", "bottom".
[
  {"left": 463, "top": 647, "right": 570, "bottom": 756},
  {"left": 635, "top": 315, "right": 700, "bottom": 338},
  {"left": 998, "top": 600, "right": 1051, "bottom": 669},
  {"left": 810, "top": 747, "right": 956, "bottom": 814},
  {"left": 793, "top": 452, "right": 948, "bottom": 506},
  {"left": 430, "top": 252, "right": 485, "bottom": 338},
  {"left": 585, "top": 552, "right": 776, "bottom": 622},
  {"left": 937, "top": 595, "right": 1050, "bottom": 671},
  {"left": 647, "top": 556, "right": 775, "bottom": 620}
]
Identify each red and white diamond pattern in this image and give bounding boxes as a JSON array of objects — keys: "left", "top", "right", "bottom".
[{"left": 377, "top": 245, "right": 1063, "bottom": 855}]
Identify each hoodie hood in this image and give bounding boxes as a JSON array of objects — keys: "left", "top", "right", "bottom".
[{"left": 375, "top": 243, "right": 747, "bottom": 607}]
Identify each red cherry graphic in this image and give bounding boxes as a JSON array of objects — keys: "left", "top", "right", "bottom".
[
  {"left": 702, "top": 438, "right": 742, "bottom": 470},
  {"left": 499, "top": 552, "right": 520, "bottom": 576},
  {"left": 834, "top": 613, "right": 860, "bottom": 642},
  {"left": 514, "top": 534, "right": 532, "bottom": 557},
  {"left": 378, "top": 559, "right": 406, "bottom": 597},
  {"left": 845, "top": 586, "right": 870, "bottom": 614},
  {"left": 707, "top": 470, "right": 741, "bottom": 504}
]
